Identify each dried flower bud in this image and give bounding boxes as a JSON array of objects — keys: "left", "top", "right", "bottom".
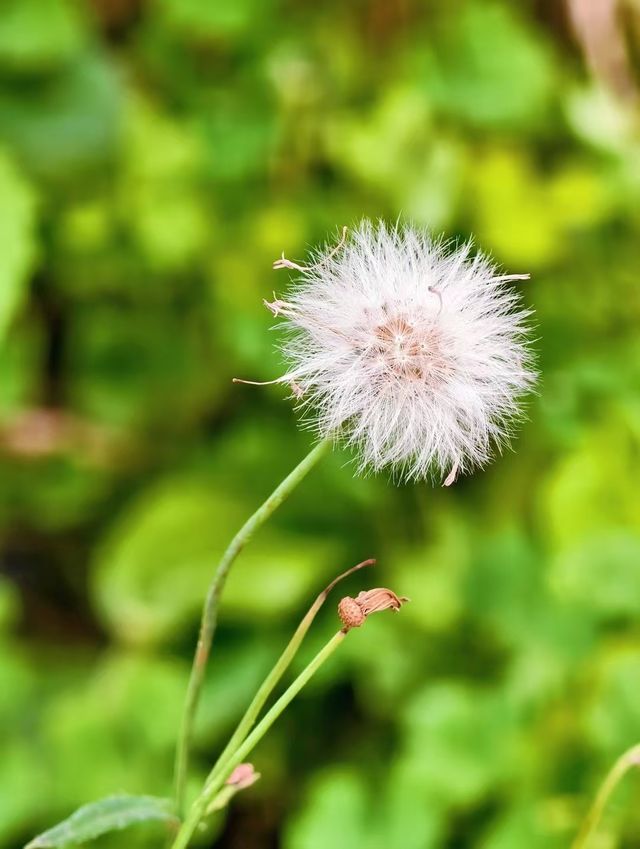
[
  {"left": 338, "top": 587, "right": 409, "bottom": 631},
  {"left": 207, "top": 763, "right": 261, "bottom": 815},
  {"left": 338, "top": 596, "right": 366, "bottom": 629},
  {"left": 226, "top": 763, "right": 260, "bottom": 790}
]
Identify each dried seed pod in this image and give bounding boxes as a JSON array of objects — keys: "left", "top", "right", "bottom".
[
  {"left": 338, "top": 596, "right": 366, "bottom": 630},
  {"left": 355, "top": 588, "right": 409, "bottom": 616},
  {"left": 338, "top": 587, "right": 409, "bottom": 631}
]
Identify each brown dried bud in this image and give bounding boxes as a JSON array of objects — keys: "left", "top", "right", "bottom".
[
  {"left": 338, "top": 596, "right": 366, "bottom": 630},
  {"left": 338, "top": 587, "right": 409, "bottom": 631},
  {"left": 355, "top": 588, "right": 409, "bottom": 615}
]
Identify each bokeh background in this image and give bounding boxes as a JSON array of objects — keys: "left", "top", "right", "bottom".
[{"left": 1, "top": 0, "right": 639, "bottom": 847}]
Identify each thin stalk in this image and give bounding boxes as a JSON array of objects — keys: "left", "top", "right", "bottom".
[
  {"left": 173, "top": 438, "right": 331, "bottom": 813},
  {"left": 572, "top": 744, "right": 640, "bottom": 849},
  {"left": 170, "top": 630, "right": 347, "bottom": 849},
  {"left": 203, "top": 559, "right": 374, "bottom": 796}
]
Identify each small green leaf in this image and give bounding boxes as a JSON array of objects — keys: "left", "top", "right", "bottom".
[{"left": 25, "top": 795, "right": 177, "bottom": 848}]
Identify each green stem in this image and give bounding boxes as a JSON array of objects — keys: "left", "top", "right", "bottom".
[
  {"left": 171, "top": 630, "right": 347, "bottom": 849},
  {"left": 202, "top": 559, "right": 374, "bottom": 797},
  {"left": 572, "top": 743, "right": 640, "bottom": 849},
  {"left": 173, "top": 438, "right": 331, "bottom": 814}
]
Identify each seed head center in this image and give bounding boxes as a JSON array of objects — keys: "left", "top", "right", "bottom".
[{"left": 372, "top": 313, "right": 450, "bottom": 384}]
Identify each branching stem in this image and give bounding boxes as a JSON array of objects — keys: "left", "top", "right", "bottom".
[
  {"left": 170, "top": 631, "right": 347, "bottom": 849},
  {"left": 173, "top": 439, "right": 331, "bottom": 813}
]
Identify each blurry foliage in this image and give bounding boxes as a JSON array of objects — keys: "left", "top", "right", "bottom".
[
  {"left": 0, "top": 150, "right": 38, "bottom": 347},
  {"left": 0, "top": 0, "right": 639, "bottom": 848}
]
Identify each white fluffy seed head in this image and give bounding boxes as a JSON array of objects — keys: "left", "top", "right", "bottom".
[{"left": 268, "top": 220, "right": 537, "bottom": 483}]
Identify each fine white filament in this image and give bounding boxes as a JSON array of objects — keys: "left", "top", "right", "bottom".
[{"left": 260, "top": 220, "right": 537, "bottom": 483}]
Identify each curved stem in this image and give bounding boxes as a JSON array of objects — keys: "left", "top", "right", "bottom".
[
  {"left": 572, "top": 743, "right": 640, "bottom": 849},
  {"left": 202, "top": 559, "right": 373, "bottom": 796},
  {"left": 171, "top": 630, "right": 347, "bottom": 849},
  {"left": 173, "top": 438, "right": 331, "bottom": 814}
]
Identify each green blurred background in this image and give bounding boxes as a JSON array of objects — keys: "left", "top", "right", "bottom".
[{"left": 0, "top": 0, "right": 639, "bottom": 847}]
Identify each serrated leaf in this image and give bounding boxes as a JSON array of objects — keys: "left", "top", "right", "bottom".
[{"left": 25, "top": 795, "right": 177, "bottom": 848}]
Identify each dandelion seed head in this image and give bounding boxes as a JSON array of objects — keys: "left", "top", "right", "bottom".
[{"left": 268, "top": 220, "right": 537, "bottom": 483}]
